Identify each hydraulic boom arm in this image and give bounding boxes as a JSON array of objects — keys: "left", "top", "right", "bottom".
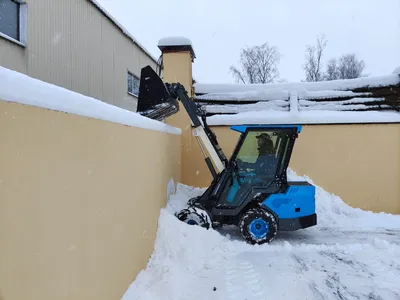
[{"left": 137, "top": 66, "right": 228, "bottom": 178}]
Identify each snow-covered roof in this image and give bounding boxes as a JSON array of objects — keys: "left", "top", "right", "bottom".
[
  {"left": 194, "top": 73, "right": 400, "bottom": 95},
  {"left": 206, "top": 110, "right": 400, "bottom": 126},
  {"left": 194, "top": 70, "right": 400, "bottom": 125},
  {"left": 88, "top": 0, "right": 158, "bottom": 64},
  {"left": 0, "top": 66, "right": 181, "bottom": 135}
]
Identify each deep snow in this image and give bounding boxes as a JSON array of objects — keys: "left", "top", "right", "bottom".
[{"left": 122, "top": 169, "right": 400, "bottom": 300}]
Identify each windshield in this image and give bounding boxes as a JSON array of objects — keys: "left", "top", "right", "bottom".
[{"left": 235, "top": 130, "right": 290, "bottom": 177}]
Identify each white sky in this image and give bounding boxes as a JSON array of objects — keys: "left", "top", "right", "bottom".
[{"left": 97, "top": 0, "right": 400, "bottom": 84}]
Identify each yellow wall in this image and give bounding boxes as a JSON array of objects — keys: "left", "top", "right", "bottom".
[
  {"left": 161, "top": 50, "right": 200, "bottom": 185},
  {"left": 186, "top": 124, "right": 400, "bottom": 214},
  {"left": 0, "top": 101, "right": 181, "bottom": 300}
]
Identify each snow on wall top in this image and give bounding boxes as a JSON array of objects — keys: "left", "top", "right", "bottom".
[
  {"left": 89, "top": 0, "right": 158, "bottom": 64},
  {"left": 158, "top": 36, "right": 193, "bottom": 47},
  {"left": 0, "top": 66, "right": 181, "bottom": 135},
  {"left": 158, "top": 36, "right": 196, "bottom": 59},
  {"left": 194, "top": 73, "right": 400, "bottom": 95}
]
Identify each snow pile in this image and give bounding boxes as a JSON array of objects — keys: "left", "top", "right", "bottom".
[
  {"left": 122, "top": 169, "right": 400, "bottom": 300},
  {"left": 0, "top": 66, "right": 181, "bottom": 135},
  {"left": 286, "top": 169, "right": 400, "bottom": 230},
  {"left": 393, "top": 66, "right": 400, "bottom": 74},
  {"left": 122, "top": 185, "right": 251, "bottom": 300}
]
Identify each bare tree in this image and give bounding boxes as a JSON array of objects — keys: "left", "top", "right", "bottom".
[
  {"left": 323, "top": 54, "right": 365, "bottom": 80},
  {"left": 230, "top": 42, "right": 281, "bottom": 84},
  {"left": 337, "top": 53, "right": 365, "bottom": 79},
  {"left": 324, "top": 58, "right": 339, "bottom": 81},
  {"left": 303, "top": 34, "right": 328, "bottom": 82}
]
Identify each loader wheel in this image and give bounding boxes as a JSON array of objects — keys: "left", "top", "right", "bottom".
[
  {"left": 176, "top": 205, "right": 212, "bottom": 229},
  {"left": 239, "top": 208, "right": 277, "bottom": 245}
]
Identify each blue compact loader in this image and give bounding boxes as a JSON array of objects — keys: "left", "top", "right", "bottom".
[{"left": 137, "top": 65, "right": 317, "bottom": 245}]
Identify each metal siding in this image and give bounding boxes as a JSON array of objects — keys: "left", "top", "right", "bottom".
[
  {"left": 0, "top": 39, "right": 26, "bottom": 73},
  {"left": 100, "top": 15, "right": 115, "bottom": 105},
  {"left": 139, "top": 48, "right": 157, "bottom": 72},
  {"left": 0, "top": 0, "right": 158, "bottom": 112},
  {"left": 114, "top": 29, "right": 134, "bottom": 110},
  {"left": 70, "top": 0, "right": 90, "bottom": 96},
  {"left": 87, "top": 4, "right": 103, "bottom": 101},
  {"left": 50, "top": 0, "right": 72, "bottom": 90},
  {"left": 26, "top": 0, "right": 51, "bottom": 80}
]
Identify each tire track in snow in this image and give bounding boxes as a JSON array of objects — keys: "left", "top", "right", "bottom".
[{"left": 224, "top": 258, "right": 266, "bottom": 300}]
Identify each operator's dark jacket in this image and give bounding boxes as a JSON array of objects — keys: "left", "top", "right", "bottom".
[{"left": 239, "top": 154, "right": 278, "bottom": 176}]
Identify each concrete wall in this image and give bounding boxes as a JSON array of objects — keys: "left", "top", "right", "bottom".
[
  {"left": 0, "top": 100, "right": 181, "bottom": 300},
  {"left": 0, "top": 0, "right": 157, "bottom": 112},
  {"left": 186, "top": 124, "right": 400, "bottom": 214}
]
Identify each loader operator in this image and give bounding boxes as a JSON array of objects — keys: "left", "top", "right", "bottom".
[{"left": 237, "top": 133, "right": 278, "bottom": 176}]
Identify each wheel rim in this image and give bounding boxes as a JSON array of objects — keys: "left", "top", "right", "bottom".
[
  {"left": 176, "top": 205, "right": 212, "bottom": 229},
  {"left": 248, "top": 218, "right": 269, "bottom": 239},
  {"left": 186, "top": 219, "right": 198, "bottom": 225}
]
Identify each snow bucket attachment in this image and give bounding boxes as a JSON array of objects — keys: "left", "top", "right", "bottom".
[{"left": 136, "top": 66, "right": 179, "bottom": 121}]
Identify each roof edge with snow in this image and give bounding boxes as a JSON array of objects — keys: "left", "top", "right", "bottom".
[
  {"left": 193, "top": 69, "right": 400, "bottom": 125},
  {"left": 0, "top": 66, "right": 181, "bottom": 135},
  {"left": 206, "top": 110, "right": 400, "bottom": 126},
  {"left": 194, "top": 72, "right": 400, "bottom": 95}
]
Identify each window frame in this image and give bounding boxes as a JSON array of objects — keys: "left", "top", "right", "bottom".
[
  {"left": 0, "top": 0, "right": 27, "bottom": 47},
  {"left": 127, "top": 71, "right": 140, "bottom": 98}
]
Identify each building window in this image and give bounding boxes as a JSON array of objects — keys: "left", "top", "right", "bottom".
[
  {"left": 0, "top": 0, "right": 27, "bottom": 46},
  {"left": 127, "top": 72, "right": 139, "bottom": 97}
]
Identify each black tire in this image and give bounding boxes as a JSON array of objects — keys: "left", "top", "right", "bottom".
[
  {"left": 176, "top": 205, "right": 212, "bottom": 229},
  {"left": 239, "top": 207, "right": 278, "bottom": 245}
]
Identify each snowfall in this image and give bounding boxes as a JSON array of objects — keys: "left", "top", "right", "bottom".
[
  {"left": 122, "top": 169, "right": 400, "bottom": 300},
  {"left": 2, "top": 61, "right": 399, "bottom": 300}
]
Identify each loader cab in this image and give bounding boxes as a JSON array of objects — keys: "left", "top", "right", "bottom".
[
  {"left": 230, "top": 125, "right": 300, "bottom": 182},
  {"left": 204, "top": 125, "right": 301, "bottom": 216}
]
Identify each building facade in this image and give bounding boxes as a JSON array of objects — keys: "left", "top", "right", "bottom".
[{"left": 0, "top": 0, "right": 158, "bottom": 112}]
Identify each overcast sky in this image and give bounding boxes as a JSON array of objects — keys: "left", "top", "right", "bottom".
[{"left": 97, "top": 0, "right": 400, "bottom": 84}]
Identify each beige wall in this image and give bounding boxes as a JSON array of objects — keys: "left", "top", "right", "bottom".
[
  {"left": 0, "top": 0, "right": 157, "bottom": 112},
  {"left": 161, "top": 50, "right": 199, "bottom": 185},
  {"left": 186, "top": 124, "right": 400, "bottom": 214},
  {"left": 0, "top": 101, "right": 181, "bottom": 300}
]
